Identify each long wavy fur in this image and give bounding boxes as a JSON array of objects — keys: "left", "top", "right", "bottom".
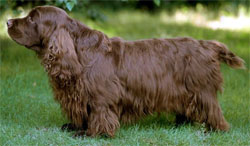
[{"left": 8, "top": 6, "right": 245, "bottom": 137}]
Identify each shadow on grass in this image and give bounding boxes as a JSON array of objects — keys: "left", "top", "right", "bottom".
[{"left": 120, "top": 113, "right": 180, "bottom": 131}]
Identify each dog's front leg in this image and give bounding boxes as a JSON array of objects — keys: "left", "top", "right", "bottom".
[
  {"left": 62, "top": 119, "right": 88, "bottom": 133},
  {"left": 61, "top": 123, "right": 79, "bottom": 132},
  {"left": 84, "top": 102, "right": 120, "bottom": 137}
]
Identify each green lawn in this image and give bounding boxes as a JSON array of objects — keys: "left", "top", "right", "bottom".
[{"left": 0, "top": 10, "right": 249, "bottom": 146}]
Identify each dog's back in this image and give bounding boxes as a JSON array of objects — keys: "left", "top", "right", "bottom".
[{"left": 110, "top": 37, "right": 244, "bottom": 130}]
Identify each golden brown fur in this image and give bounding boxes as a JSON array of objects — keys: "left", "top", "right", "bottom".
[{"left": 7, "top": 6, "right": 245, "bottom": 137}]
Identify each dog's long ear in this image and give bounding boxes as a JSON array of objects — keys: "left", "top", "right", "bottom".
[
  {"left": 47, "top": 27, "right": 82, "bottom": 76},
  {"left": 45, "top": 27, "right": 88, "bottom": 126}
]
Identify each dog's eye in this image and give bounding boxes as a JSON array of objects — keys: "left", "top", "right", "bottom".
[{"left": 27, "top": 16, "right": 34, "bottom": 24}]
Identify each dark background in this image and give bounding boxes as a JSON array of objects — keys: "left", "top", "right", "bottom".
[{"left": 1, "top": 0, "right": 249, "bottom": 20}]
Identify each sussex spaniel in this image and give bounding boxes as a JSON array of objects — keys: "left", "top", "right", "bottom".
[{"left": 7, "top": 6, "right": 245, "bottom": 137}]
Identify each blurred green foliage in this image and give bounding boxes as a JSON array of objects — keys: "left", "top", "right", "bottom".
[{"left": 0, "top": 0, "right": 249, "bottom": 21}]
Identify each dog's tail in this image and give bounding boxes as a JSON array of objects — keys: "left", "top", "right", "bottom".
[{"left": 199, "top": 40, "right": 245, "bottom": 69}]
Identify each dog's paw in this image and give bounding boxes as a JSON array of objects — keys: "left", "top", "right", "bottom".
[
  {"left": 61, "top": 123, "right": 78, "bottom": 132},
  {"left": 73, "top": 130, "right": 86, "bottom": 138}
]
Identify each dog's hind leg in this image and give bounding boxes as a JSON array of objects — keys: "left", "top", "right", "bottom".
[
  {"left": 186, "top": 91, "right": 229, "bottom": 131},
  {"left": 205, "top": 98, "right": 230, "bottom": 131}
]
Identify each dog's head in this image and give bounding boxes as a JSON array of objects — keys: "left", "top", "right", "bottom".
[
  {"left": 8, "top": 6, "right": 83, "bottom": 76},
  {"left": 7, "top": 6, "right": 72, "bottom": 52}
]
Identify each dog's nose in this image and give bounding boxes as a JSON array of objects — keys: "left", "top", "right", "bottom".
[{"left": 7, "top": 19, "right": 13, "bottom": 28}]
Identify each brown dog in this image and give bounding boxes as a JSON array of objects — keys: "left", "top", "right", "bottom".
[{"left": 7, "top": 6, "right": 245, "bottom": 137}]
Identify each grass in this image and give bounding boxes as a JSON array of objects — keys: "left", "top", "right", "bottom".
[{"left": 1, "top": 9, "right": 250, "bottom": 146}]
